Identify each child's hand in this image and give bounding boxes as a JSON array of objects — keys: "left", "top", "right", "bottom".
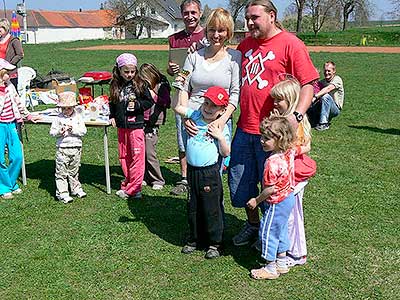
[
  {"left": 30, "top": 115, "right": 42, "bottom": 123},
  {"left": 247, "top": 198, "right": 258, "bottom": 210},
  {"left": 61, "top": 125, "right": 71, "bottom": 136},
  {"left": 207, "top": 123, "right": 223, "bottom": 140},
  {"left": 110, "top": 118, "right": 116, "bottom": 127},
  {"left": 174, "top": 75, "right": 185, "bottom": 84}
]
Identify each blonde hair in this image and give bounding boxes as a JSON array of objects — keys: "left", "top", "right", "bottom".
[
  {"left": 245, "top": 0, "right": 283, "bottom": 30},
  {"left": 0, "top": 69, "right": 7, "bottom": 78},
  {"left": 260, "top": 115, "right": 295, "bottom": 153},
  {"left": 205, "top": 8, "right": 234, "bottom": 41},
  {"left": 270, "top": 78, "right": 311, "bottom": 146},
  {"left": 0, "top": 18, "right": 10, "bottom": 32}
]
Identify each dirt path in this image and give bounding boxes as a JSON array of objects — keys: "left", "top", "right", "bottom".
[{"left": 74, "top": 44, "right": 400, "bottom": 53}]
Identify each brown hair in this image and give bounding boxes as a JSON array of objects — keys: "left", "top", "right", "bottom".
[
  {"left": 324, "top": 61, "right": 336, "bottom": 71},
  {"left": 205, "top": 8, "right": 234, "bottom": 41},
  {"left": 109, "top": 63, "right": 146, "bottom": 104},
  {"left": 260, "top": 115, "right": 295, "bottom": 152},
  {"left": 138, "top": 63, "right": 162, "bottom": 90},
  {"left": 245, "top": 0, "right": 283, "bottom": 30},
  {"left": 180, "top": 0, "right": 201, "bottom": 13}
]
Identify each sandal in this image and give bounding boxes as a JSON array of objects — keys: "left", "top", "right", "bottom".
[
  {"left": 250, "top": 266, "right": 280, "bottom": 280},
  {"left": 165, "top": 157, "right": 180, "bottom": 164}
]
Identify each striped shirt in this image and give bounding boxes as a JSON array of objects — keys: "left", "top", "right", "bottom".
[{"left": 0, "top": 88, "right": 16, "bottom": 123}]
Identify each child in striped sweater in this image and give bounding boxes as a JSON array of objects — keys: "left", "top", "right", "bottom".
[{"left": 0, "top": 58, "right": 40, "bottom": 199}]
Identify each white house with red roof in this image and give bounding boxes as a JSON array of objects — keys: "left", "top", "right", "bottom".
[{"left": 14, "top": 9, "right": 119, "bottom": 44}]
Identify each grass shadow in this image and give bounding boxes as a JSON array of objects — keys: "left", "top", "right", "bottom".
[
  {"left": 348, "top": 125, "right": 400, "bottom": 135},
  {"left": 120, "top": 194, "right": 256, "bottom": 270},
  {"left": 121, "top": 195, "right": 187, "bottom": 246},
  {"left": 26, "top": 159, "right": 123, "bottom": 194},
  {"left": 159, "top": 165, "right": 181, "bottom": 186}
]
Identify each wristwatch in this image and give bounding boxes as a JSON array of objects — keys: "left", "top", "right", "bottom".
[{"left": 293, "top": 111, "right": 304, "bottom": 123}]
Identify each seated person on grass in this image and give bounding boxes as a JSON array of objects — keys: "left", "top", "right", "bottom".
[{"left": 307, "top": 61, "right": 344, "bottom": 131}]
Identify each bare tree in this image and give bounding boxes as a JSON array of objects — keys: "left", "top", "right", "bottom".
[
  {"left": 389, "top": 0, "right": 400, "bottom": 19},
  {"left": 305, "top": 0, "right": 336, "bottom": 36},
  {"left": 295, "top": 0, "right": 307, "bottom": 33},
  {"left": 338, "top": 0, "right": 371, "bottom": 30},
  {"left": 105, "top": 0, "right": 166, "bottom": 39},
  {"left": 228, "top": 0, "right": 247, "bottom": 29}
]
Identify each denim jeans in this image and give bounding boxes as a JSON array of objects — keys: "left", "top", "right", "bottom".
[{"left": 319, "top": 94, "right": 340, "bottom": 124}]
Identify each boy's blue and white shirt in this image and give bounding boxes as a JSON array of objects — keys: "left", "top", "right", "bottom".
[{"left": 185, "top": 108, "right": 230, "bottom": 167}]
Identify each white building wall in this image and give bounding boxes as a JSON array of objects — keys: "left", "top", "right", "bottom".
[
  {"left": 25, "top": 27, "right": 106, "bottom": 44},
  {"left": 136, "top": 3, "right": 183, "bottom": 39}
]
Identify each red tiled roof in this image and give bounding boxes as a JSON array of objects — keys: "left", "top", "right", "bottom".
[{"left": 6, "top": 9, "right": 116, "bottom": 28}]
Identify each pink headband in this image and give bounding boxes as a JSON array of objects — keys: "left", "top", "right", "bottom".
[{"left": 116, "top": 53, "right": 137, "bottom": 68}]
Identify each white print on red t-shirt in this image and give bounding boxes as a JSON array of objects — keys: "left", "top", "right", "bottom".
[{"left": 242, "top": 49, "right": 275, "bottom": 90}]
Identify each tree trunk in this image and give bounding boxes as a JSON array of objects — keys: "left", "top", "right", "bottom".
[{"left": 296, "top": 1, "right": 305, "bottom": 34}]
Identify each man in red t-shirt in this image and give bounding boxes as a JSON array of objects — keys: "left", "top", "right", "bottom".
[
  {"left": 167, "top": 0, "right": 206, "bottom": 196},
  {"left": 229, "top": 0, "right": 319, "bottom": 247}
]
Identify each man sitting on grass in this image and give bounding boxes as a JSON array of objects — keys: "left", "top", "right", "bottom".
[{"left": 308, "top": 61, "right": 345, "bottom": 131}]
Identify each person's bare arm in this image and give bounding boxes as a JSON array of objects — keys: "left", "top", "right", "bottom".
[
  {"left": 172, "top": 90, "right": 189, "bottom": 117},
  {"left": 288, "top": 83, "right": 314, "bottom": 129},
  {"left": 314, "top": 83, "right": 336, "bottom": 100},
  {"left": 210, "top": 103, "right": 236, "bottom": 129},
  {"left": 247, "top": 185, "right": 275, "bottom": 209}
]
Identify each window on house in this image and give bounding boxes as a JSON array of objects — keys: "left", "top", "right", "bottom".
[{"left": 151, "top": 8, "right": 155, "bottom": 14}]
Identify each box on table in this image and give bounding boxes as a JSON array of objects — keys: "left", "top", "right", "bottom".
[{"left": 51, "top": 79, "right": 77, "bottom": 95}]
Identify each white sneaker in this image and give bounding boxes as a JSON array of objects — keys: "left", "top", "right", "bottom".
[
  {"left": 72, "top": 190, "right": 87, "bottom": 198},
  {"left": 1, "top": 192, "right": 13, "bottom": 199},
  {"left": 12, "top": 188, "right": 23, "bottom": 195},
  {"left": 152, "top": 184, "right": 163, "bottom": 190},
  {"left": 116, "top": 189, "right": 129, "bottom": 199},
  {"left": 59, "top": 194, "right": 73, "bottom": 204}
]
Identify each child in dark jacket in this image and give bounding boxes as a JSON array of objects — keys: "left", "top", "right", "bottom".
[{"left": 109, "top": 53, "right": 154, "bottom": 199}]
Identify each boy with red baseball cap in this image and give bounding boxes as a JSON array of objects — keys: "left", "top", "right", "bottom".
[{"left": 173, "top": 86, "right": 231, "bottom": 259}]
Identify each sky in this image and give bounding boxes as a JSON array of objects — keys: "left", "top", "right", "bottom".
[{"left": 2, "top": 0, "right": 395, "bottom": 20}]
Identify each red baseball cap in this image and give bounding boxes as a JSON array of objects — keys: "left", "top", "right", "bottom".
[{"left": 203, "top": 86, "right": 229, "bottom": 107}]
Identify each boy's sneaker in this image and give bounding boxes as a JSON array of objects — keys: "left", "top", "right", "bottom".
[
  {"left": 170, "top": 179, "right": 188, "bottom": 196},
  {"left": 287, "top": 255, "right": 307, "bottom": 267},
  {"left": 72, "top": 190, "right": 87, "bottom": 198},
  {"left": 142, "top": 181, "right": 147, "bottom": 187},
  {"left": 251, "top": 239, "right": 262, "bottom": 252},
  {"left": 152, "top": 184, "right": 163, "bottom": 190},
  {"left": 181, "top": 242, "right": 197, "bottom": 254},
  {"left": 12, "top": 188, "right": 23, "bottom": 195},
  {"left": 116, "top": 189, "right": 129, "bottom": 199},
  {"left": 232, "top": 222, "right": 259, "bottom": 246},
  {"left": 58, "top": 194, "right": 73, "bottom": 204},
  {"left": 1, "top": 192, "right": 13, "bottom": 199},
  {"left": 315, "top": 123, "right": 330, "bottom": 131},
  {"left": 204, "top": 246, "right": 221, "bottom": 259}
]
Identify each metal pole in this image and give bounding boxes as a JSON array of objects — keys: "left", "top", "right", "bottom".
[
  {"left": 23, "top": 0, "right": 27, "bottom": 42},
  {"left": 2, "top": 0, "right": 6, "bottom": 18}
]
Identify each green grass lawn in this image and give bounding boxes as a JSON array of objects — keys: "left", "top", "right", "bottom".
[{"left": 0, "top": 42, "right": 399, "bottom": 299}]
